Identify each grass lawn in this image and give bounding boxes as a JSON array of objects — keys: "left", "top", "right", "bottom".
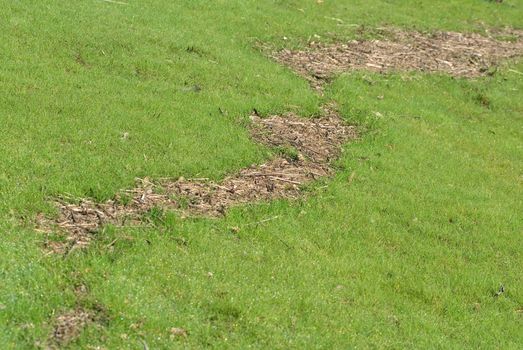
[{"left": 1, "top": 0, "right": 522, "bottom": 348}]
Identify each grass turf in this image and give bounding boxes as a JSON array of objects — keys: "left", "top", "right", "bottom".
[{"left": 0, "top": 0, "right": 522, "bottom": 348}]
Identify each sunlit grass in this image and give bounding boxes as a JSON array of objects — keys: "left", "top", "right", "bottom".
[{"left": 0, "top": 0, "right": 522, "bottom": 348}]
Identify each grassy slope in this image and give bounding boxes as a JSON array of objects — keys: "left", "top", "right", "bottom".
[{"left": 0, "top": 0, "right": 522, "bottom": 348}]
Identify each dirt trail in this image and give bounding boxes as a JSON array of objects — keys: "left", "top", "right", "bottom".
[{"left": 274, "top": 28, "right": 523, "bottom": 89}]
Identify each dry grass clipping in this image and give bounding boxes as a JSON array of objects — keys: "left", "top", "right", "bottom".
[
  {"left": 36, "top": 108, "right": 356, "bottom": 253},
  {"left": 48, "top": 309, "right": 93, "bottom": 348},
  {"left": 274, "top": 28, "right": 523, "bottom": 89}
]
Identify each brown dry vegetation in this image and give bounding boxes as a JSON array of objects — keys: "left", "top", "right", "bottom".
[
  {"left": 48, "top": 309, "right": 93, "bottom": 348},
  {"left": 37, "top": 108, "right": 356, "bottom": 253},
  {"left": 37, "top": 28, "right": 523, "bottom": 255},
  {"left": 274, "top": 28, "right": 523, "bottom": 89}
]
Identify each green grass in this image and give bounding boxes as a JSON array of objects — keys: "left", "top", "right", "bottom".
[{"left": 1, "top": 0, "right": 522, "bottom": 348}]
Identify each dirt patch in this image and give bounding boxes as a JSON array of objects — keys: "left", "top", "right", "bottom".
[
  {"left": 274, "top": 28, "right": 523, "bottom": 88},
  {"left": 37, "top": 107, "right": 356, "bottom": 252},
  {"left": 48, "top": 308, "right": 93, "bottom": 347}
]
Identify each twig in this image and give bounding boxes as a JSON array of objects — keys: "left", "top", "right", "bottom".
[
  {"left": 211, "top": 184, "right": 234, "bottom": 192},
  {"left": 105, "top": 238, "right": 118, "bottom": 248},
  {"left": 324, "top": 16, "right": 344, "bottom": 24},
  {"left": 243, "top": 215, "right": 281, "bottom": 227},
  {"left": 278, "top": 237, "right": 292, "bottom": 250},
  {"left": 268, "top": 176, "right": 302, "bottom": 185},
  {"left": 308, "top": 169, "right": 327, "bottom": 177},
  {"left": 243, "top": 172, "right": 300, "bottom": 177},
  {"left": 99, "top": 0, "right": 128, "bottom": 4},
  {"left": 58, "top": 223, "right": 98, "bottom": 228},
  {"left": 348, "top": 171, "right": 356, "bottom": 184},
  {"left": 64, "top": 244, "right": 81, "bottom": 258}
]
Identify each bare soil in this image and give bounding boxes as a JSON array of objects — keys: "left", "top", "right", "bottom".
[
  {"left": 37, "top": 107, "right": 356, "bottom": 253},
  {"left": 274, "top": 28, "right": 523, "bottom": 89}
]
